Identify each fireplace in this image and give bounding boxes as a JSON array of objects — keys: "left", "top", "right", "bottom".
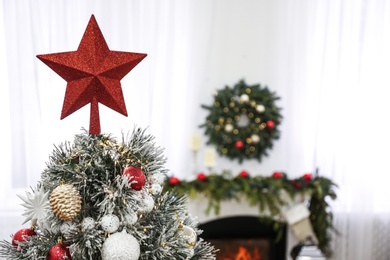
[{"left": 199, "top": 216, "right": 287, "bottom": 260}]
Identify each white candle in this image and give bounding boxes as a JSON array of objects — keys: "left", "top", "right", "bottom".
[
  {"left": 204, "top": 148, "right": 216, "bottom": 168},
  {"left": 190, "top": 134, "right": 201, "bottom": 151}
]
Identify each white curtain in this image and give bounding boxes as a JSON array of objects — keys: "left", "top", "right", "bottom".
[
  {"left": 0, "top": 0, "right": 216, "bottom": 244},
  {"left": 1, "top": 0, "right": 390, "bottom": 259}
]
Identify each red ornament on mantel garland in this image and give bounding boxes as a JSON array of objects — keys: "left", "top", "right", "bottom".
[
  {"left": 239, "top": 170, "right": 249, "bottom": 178},
  {"left": 303, "top": 172, "right": 312, "bottom": 185},
  {"left": 196, "top": 173, "right": 207, "bottom": 181},
  {"left": 169, "top": 176, "right": 180, "bottom": 186},
  {"left": 234, "top": 140, "right": 245, "bottom": 149},
  {"left": 272, "top": 171, "right": 283, "bottom": 179},
  {"left": 303, "top": 173, "right": 312, "bottom": 181},
  {"left": 37, "top": 15, "right": 147, "bottom": 135},
  {"left": 47, "top": 242, "right": 72, "bottom": 260},
  {"left": 12, "top": 228, "right": 36, "bottom": 248},
  {"left": 123, "top": 166, "right": 146, "bottom": 191},
  {"left": 291, "top": 179, "right": 301, "bottom": 190}
]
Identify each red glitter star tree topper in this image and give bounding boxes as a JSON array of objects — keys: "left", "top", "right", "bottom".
[{"left": 37, "top": 15, "right": 147, "bottom": 134}]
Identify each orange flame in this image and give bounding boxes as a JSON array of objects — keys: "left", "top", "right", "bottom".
[{"left": 222, "top": 246, "right": 262, "bottom": 260}]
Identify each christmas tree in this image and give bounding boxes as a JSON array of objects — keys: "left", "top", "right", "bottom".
[{"left": 0, "top": 15, "right": 216, "bottom": 260}]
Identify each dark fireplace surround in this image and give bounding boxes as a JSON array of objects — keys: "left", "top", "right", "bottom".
[{"left": 199, "top": 216, "right": 287, "bottom": 260}]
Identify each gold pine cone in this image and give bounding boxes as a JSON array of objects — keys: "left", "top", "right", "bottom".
[{"left": 49, "top": 184, "right": 82, "bottom": 221}]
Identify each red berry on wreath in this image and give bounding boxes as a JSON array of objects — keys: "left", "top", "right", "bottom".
[
  {"left": 266, "top": 120, "right": 275, "bottom": 129},
  {"left": 47, "top": 242, "right": 71, "bottom": 260},
  {"left": 12, "top": 228, "right": 36, "bottom": 248},
  {"left": 197, "top": 173, "right": 207, "bottom": 181},
  {"left": 234, "top": 140, "right": 245, "bottom": 149},
  {"left": 239, "top": 170, "right": 249, "bottom": 178},
  {"left": 123, "top": 166, "right": 146, "bottom": 190},
  {"left": 169, "top": 176, "right": 180, "bottom": 186},
  {"left": 272, "top": 171, "right": 283, "bottom": 179}
]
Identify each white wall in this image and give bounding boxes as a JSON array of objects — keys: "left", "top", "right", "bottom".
[{"left": 193, "top": 0, "right": 316, "bottom": 178}]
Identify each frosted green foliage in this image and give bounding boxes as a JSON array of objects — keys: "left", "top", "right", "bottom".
[
  {"left": 138, "top": 193, "right": 216, "bottom": 260},
  {"left": 0, "top": 128, "right": 216, "bottom": 259}
]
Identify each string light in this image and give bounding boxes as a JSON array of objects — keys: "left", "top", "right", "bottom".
[{"left": 174, "top": 206, "right": 183, "bottom": 229}]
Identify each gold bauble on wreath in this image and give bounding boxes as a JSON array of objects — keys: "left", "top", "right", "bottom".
[
  {"left": 201, "top": 79, "right": 282, "bottom": 163},
  {"left": 50, "top": 183, "right": 82, "bottom": 221}
]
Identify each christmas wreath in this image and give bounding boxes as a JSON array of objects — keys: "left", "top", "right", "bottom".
[{"left": 200, "top": 80, "right": 282, "bottom": 163}]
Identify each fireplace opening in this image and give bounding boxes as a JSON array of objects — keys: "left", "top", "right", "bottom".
[{"left": 199, "top": 216, "right": 287, "bottom": 260}]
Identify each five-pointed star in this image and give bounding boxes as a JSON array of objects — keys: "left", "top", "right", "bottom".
[{"left": 37, "top": 15, "right": 147, "bottom": 134}]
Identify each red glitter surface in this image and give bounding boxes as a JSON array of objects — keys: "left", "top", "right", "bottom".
[{"left": 37, "top": 15, "right": 147, "bottom": 134}]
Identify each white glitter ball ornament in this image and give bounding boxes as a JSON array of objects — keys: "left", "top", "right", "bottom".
[
  {"left": 149, "top": 184, "right": 162, "bottom": 195},
  {"left": 149, "top": 173, "right": 165, "bottom": 185},
  {"left": 60, "top": 222, "right": 77, "bottom": 240},
  {"left": 101, "top": 214, "right": 120, "bottom": 233},
  {"left": 60, "top": 222, "right": 75, "bottom": 235},
  {"left": 101, "top": 230, "right": 140, "bottom": 260},
  {"left": 187, "top": 249, "right": 195, "bottom": 259},
  {"left": 125, "top": 210, "right": 138, "bottom": 226},
  {"left": 138, "top": 194, "right": 155, "bottom": 213},
  {"left": 81, "top": 217, "right": 95, "bottom": 231}
]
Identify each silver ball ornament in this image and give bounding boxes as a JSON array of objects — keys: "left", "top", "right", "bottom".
[
  {"left": 181, "top": 225, "right": 197, "bottom": 248},
  {"left": 50, "top": 224, "right": 61, "bottom": 234},
  {"left": 237, "top": 114, "right": 250, "bottom": 127}
]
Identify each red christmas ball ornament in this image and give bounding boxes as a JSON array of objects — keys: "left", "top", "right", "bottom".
[
  {"left": 239, "top": 170, "right": 249, "bottom": 178},
  {"left": 303, "top": 173, "right": 312, "bottom": 181},
  {"left": 169, "top": 176, "right": 180, "bottom": 186},
  {"left": 234, "top": 140, "right": 245, "bottom": 149},
  {"left": 123, "top": 166, "right": 146, "bottom": 191},
  {"left": 303, "top": 172, "right": 312, "bottom": 185},
  {"left": 47, "top": 242, "right": 71, "bottom": 260},
  {"left": 291, "top": 180, "right": 301, "bottom": 190},
  {"left": 197, "top": 173, "right": 207, "bottom": 181},
  {"left": 12, "top": 228, "right": 36, "bottom": 248},
  {"left": 266, "top": 120, "right": 275, "bottom": 129},
  {"left": 272, "top": 171, "right": 283, "bottom": 179}
]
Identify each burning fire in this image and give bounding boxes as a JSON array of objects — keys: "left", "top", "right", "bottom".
[{"left": 222, "top": 246, "right": 262, "bottom": 260}]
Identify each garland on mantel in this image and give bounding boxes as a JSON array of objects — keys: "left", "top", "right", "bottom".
[{"left": 163, "top": 170, "right": 337, "bottom": 257}]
